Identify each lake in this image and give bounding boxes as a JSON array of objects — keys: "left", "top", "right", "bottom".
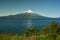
[{"left": 0, "top": 19, "right": 60, "bottom": 34}]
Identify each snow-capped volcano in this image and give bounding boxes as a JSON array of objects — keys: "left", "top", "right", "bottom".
[
  {"left": 0, "top": 10, "right": 51, "bottom": 20},
  {"left": 23, "top": 10, "right": 33, "bottom": 13}
]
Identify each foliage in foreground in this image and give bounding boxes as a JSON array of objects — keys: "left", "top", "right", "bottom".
[{"left": 0, "top": 21, "right": 60, "bottom": 40}]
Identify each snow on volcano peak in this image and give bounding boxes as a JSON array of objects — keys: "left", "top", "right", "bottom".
[{"left": 23, "top": 10, "right": 33, "bottom": 13}]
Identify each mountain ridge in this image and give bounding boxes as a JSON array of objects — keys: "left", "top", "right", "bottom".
[{"left": 0, "top": 12, "right": 59, "bottom": 20}]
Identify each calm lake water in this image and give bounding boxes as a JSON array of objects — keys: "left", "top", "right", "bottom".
[{"left": 0, "top": 19, "right": 60, "bottom": 34}]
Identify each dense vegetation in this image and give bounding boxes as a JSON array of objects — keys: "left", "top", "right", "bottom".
[{"left": 0, "top": 21, "right": 60, "bottom": 40}]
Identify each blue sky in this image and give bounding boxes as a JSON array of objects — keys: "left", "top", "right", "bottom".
[{"left": 0, "top": 0, "right": 60, "bottom": 18}]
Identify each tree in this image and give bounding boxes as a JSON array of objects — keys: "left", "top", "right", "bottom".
[
  {"left": 49, "top": 21, "right": 58, "bottom": 40},
  {"left": 24, "top": 26, "right": 39, "bottom": 37}
]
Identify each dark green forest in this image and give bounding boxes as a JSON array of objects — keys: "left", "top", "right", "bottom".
[{"left": 0, "top": 21, "right": 60, "bottom": 40}]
